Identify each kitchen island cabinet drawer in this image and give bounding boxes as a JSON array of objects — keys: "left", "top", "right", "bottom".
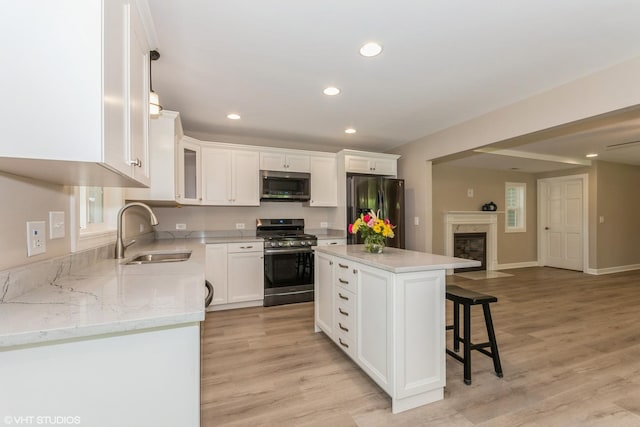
[{"left": 335, "top": 262, "right": 357, "bottom": 293}]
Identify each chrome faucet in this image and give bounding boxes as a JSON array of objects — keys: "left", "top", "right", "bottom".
[{"left": 114, "top": 202, "right": 159, "bottom": 259}]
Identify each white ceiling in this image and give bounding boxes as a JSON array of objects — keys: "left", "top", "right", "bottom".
[{"left": 147, "top": 0, "right": 640, "bottom": 168}]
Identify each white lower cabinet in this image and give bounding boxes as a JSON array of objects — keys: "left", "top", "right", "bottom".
[
  {"left": 227, "top": 243, "right": 264, "bottom": 303},
  {"left": 206, "top": 242, "right": 264, "bottom": 310},
  {"left": 314, "top": 251, "right": 446, "bottom": 414}
]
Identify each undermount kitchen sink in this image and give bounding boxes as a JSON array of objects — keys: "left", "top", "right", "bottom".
[{"left": 124, "top": 251, "right": 192, "bottom": 265}]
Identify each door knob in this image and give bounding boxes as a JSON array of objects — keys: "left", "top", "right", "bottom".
[{"left": 545, "top": 227, "right": 550, "bottom": 230}]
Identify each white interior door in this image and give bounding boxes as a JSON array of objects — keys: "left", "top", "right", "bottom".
[{"left": 539, "top": 177, "right": 585, "bottom": 271}]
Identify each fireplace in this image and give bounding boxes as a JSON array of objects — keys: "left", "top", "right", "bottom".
[
  {"left": 453, "top": 232, "right": 486, "bottom": 272},
  {"left": 445, "top": 212, "right": 498, "bottom": 273}
]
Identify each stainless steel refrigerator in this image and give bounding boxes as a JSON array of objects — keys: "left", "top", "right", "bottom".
[{"left": 347, "top": 175, "right": 405, "bottom": 249}]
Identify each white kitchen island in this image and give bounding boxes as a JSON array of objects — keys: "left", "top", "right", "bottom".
[{"left": 313, "top": 244, "right": 480, "bottom": 414}]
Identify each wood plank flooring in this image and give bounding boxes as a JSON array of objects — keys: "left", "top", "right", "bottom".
[{"left": 201, "top": 267, "right": 640, "bottom": 426}]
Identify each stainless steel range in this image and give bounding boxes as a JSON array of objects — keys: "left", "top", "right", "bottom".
[{"left": 256, "top": 218, "right": 317, "bottom": 307}]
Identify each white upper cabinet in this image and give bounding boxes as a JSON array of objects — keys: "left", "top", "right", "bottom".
[
  {"left": 127, "top": 2, "right": 151, "bottom": 186},
  {"left": 342, "top": 150, "right": 400, "bottom": 176},
  {"left": 0, "top": 0, "right": 154, "bottom": 187},
  {"left": 309, "top": 155, "right": 337, "bottom": 207},
  {"left": 201, "top": 146, "right": 260, "bottom": 206},
  {"left": 260, "top": 151, "right": 310, "bottom": 173},
  {"left": 125, "top": 111, "right": 184, "bottom": 204}
]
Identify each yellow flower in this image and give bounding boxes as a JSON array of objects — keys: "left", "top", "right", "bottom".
[{"left": 373, "top": 224, "right": 382, "bottom": 234}]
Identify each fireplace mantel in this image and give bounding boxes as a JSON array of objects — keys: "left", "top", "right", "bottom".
[{"left": 445, "top": 212, "right": 498, "bottom": 272}]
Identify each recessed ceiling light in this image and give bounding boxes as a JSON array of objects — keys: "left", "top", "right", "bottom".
[
  {"left": 323, "top": 86, "right": 340, "bottom": 96},
  {"left": 227, "top": 113, "right": 241, "bottom": 120},
  {"left": 359, "top": 42, "right": 383, "bottom": 57},
  {"left": 585, "top": 153, "right": 598, "bottom": 158},
  {"left": 345, "top": 128, "right": 357, "bottom": 134}
]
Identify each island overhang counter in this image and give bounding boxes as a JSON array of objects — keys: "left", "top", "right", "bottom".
[{"left": 313, "top": 244, "right": 480, "bottom": 414}]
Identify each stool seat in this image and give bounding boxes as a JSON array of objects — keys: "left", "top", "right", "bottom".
[
  {"left": 446, "top": 285, "right": 497, "bottom": 305},
  {"left": 446, "top": 284, "right": 503, "bottom": 385}
]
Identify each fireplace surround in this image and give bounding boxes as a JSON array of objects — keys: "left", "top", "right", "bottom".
[{"left": 445, "top": 212, "right": 498, "bottom": 273}]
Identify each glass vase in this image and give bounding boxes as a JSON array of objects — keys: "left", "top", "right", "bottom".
[{"left": 364, "top": 235, "right": 385, "bottom": 254}]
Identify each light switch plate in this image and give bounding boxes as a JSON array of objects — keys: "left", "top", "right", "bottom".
[
  {"left": 27, "top": 221, "right": 46, "bottom": 256},
  {"left": 49, "top": 211, "right": 65, "bottom": 239},
  {"left": 320, "top": 222, "right": 328, "bottom": 228},
  {"left": 236, "top": 223, "right": 245, "bottom": 229}
]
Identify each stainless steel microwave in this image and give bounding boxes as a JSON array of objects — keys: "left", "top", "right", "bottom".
[{"left": 260, "top": 170, "right": 311, "bottom": 201}]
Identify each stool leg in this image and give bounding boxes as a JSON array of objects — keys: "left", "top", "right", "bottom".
[
  {"left": 463, "top": 303, "right": 472, "bottom": 385},
  {"left": 453, "top": 301, "right": 460, "bottom": 352},
  {"left": 482, "top": 303, "right": 503, "bottom": 378}
]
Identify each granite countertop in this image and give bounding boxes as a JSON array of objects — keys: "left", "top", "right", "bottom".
[
  {"left": 0, "top": 239, "right": 209, "bottom": 349},
  {"left": 313, "top": 245, "right": 480, "bottom": 273}
]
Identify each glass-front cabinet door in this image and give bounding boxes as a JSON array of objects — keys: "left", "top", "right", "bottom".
[{"left": 177, "top": 138, "right": 201, "bottom": 204}]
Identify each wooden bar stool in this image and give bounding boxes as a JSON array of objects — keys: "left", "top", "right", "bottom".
[{"left": 445, "top": 284, "right": 503, "bottom": 385}]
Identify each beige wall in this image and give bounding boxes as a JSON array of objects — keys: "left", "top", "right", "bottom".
[
  {"left": 593, "top": 161, "right": 640, "bottom": 269},
  {"left": 432, "top": 165, "right": 537, "bottom": 265},
  {"left": 0, "top": 172, "right": 71, "bottom": 270},
  {"left": 392, "top": 56, "right": 640, "bottom": 253},
  {"left": 153, "top": 203, "right": 337, "bottom": 234},
  {"left": 395, "top": 143, "right": 431, "bottom": 252},
  {"left": 0, "top": 173, "right": 155, "bottom": 271}
]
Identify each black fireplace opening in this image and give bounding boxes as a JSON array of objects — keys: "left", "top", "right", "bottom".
[{"left": 453, "top": 232, "right": 486, "bottom": 273}]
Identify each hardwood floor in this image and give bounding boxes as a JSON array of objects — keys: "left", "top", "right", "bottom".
[{"left": 201, "top": 267, "right": 640, "bottom": 426}]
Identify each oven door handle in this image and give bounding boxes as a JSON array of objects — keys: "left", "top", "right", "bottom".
[{"left": 264, "top": 248, "right": 314, "bottom": 255}]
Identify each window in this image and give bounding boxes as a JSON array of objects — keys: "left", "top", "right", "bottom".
[
  {"left": 71, "top": 186, "right": 123, "bottom": 252},
  {"left": 505, "top": 182, "right": 526, "bottom": 232}
]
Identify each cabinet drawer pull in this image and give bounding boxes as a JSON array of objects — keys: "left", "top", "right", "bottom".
[
  {"left": 128, "top": 158, "right": 142, "bottom": 167},
  {"left": 353, "top": 269, "right": 358, "bottom": 274},
  {"left": 240, "top": 245, "right": 253, "bottom": 249},
  {"left": 338, "top": 338, "right": 349, "bottom": 348},
  {"left": 338, "top": 308, "right": 349, "bottom": 316},
  {"left": 338, "top": 263, "right": 349, "bottom": 269},
  {"left": 329, "top": 260, "right": 333, "bottom": 265},
  {"left": 338, "top": 323, "right": 349, "bottom": 332},
  {"left": 338, "top": 292, "right": 348, "bottom": 301},
  {"left": 329, "top": 242, "right": 337, "bottom": 245},
  {"left": 338, "top": 279, "right": 349, "bottom": 284}
]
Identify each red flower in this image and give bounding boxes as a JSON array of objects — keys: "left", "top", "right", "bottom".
[
  {"left": 363, "top": 214, "right": 371, "bottom": 223},
  {"left": 348, "top": 223, "right": 353, "bottom": 233},
  {"left": 384, "top": 219, "right": 390, "bottom": 225}
]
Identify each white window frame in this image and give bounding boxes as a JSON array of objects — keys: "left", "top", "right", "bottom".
[
  {"left": 505, "top": 182, "right": 526, "bottom": 233},
  {"left": 70, "top": 186, "right": 123, "bottom": 252}
]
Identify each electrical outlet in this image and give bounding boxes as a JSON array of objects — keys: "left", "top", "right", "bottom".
[
  {"left": 414, "top": 216, "right": 419, "bottom": 226},
  {"left": 320, "top": 222, "right": 328, "bottom": 228},
  {"left": 49, "top": 211, "right": 65, "bottom": 239},
  {"left": 235, "top": 223, "right": 245, "bottom": 229},
  {"left": 467, "top": 188, "right": 474, "bottom": 198},
  {"left": 176, "top": 223, "right": 187, "bottom": 230},
  {"left": 27, "top": 221, "right": 46, "bottom": 256}
]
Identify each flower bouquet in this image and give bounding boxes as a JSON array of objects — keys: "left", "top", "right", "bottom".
[{"left": 348, "top": 209, "right": 395, "bottom": 253}]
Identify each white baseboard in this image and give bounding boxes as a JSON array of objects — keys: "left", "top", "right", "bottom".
[
  {"left": 207, "top": 300, "right": 263, "bottom": 312},
  {"left": 585, "top": 264, "right": 640, "bottom": 275},
  {"left": 495, "top": 261, "right": 540, "bottom": 270}
]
